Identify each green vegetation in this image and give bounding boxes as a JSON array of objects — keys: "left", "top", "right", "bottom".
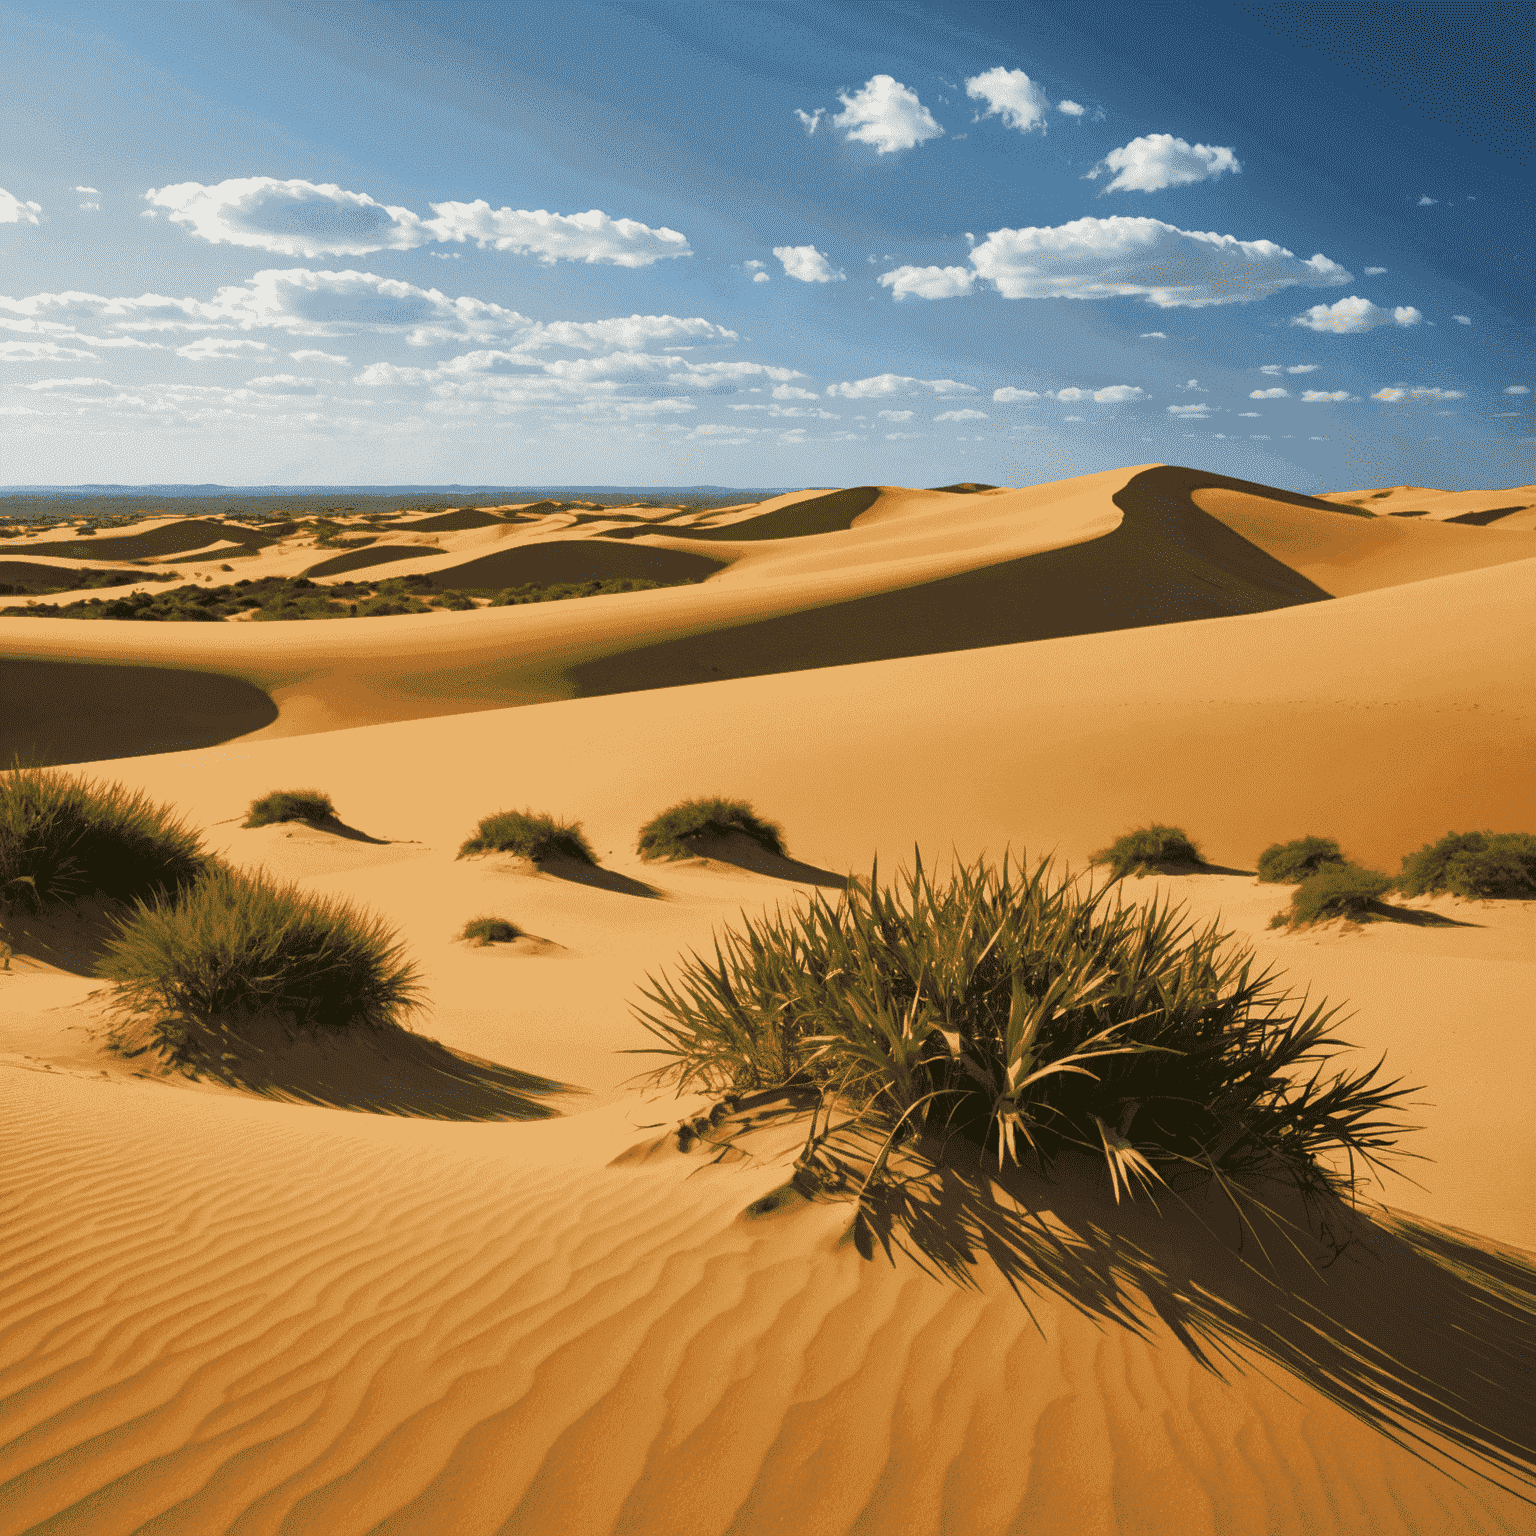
[
  {"left": 1256, "top": 836, "right": 1348, "bottom": 884},
  {"left": 485, "top": 576, "right": 674, "bottom": 605},
  {"left": 244, "top": 789, "right": 337, "bottom": 828},
  {"left": 1271, "top": 864, "right": 1394, "bottom": 929},
  {"left": 1398, "top": 831, "right": 1536, "bottom": 900},
  {"left": 637, "top": 796, "right": 787, "bottom": 861},
  {"left": 99, "top": 866, "right": 423, "bottom": 1039},
  {"left": 458, "top": 809, "right": 597, "bottom": 864},
  {"left": 0, "top": 567, "right": 179, "bottom": 597},
  {"left": 0, "top": 763, "right": 209, "bottom": 913},
  {"left": 460, "top": 915, "right": 521, "bottom": 945},
  {"left": 1091, "top": 824, "right": 1203, "bottom": 880},
  {"left": 635, "top": 853, "right": 1411, "bottom": 1202}
]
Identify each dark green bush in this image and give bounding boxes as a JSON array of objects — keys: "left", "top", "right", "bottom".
[
  {"left": 98, "top": 866, "right": 423, "bottom": 1036},
  {"left": 458, "top": 809, "right": 596, "bottom": 864},
  {"left": 0, "top": 763, "right": 210, "bottom": 912},
  {"left": 1398, "top": 832, "right": 1536, "bottom": 900},
  {"left": 1256, "top": 836, "right": 1347, "bottom": 884},
  {"left": 1090, "top": 824, "right": 1203, "bottom": 880},
  {"left": 460, "top": 915, "right": 521, "bottom": 945},
  {"left": 635, "top": 853, "right": 1411, "bottom": 1201},
  {"left": 244, "top": 789, "right": 336, "bottom": 828},
  {"left": 1272, "top": 864, "right": 1393, "bottom": 929},
  {"left": 636, "top": 796, "right": 787, "bottom": 861}
]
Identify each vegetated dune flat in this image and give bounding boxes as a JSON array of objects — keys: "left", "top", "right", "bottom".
[{"left": 2, "top": 463, "right": 1534, "bottom": 1534}]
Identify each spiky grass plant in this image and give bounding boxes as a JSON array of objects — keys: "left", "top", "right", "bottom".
[
  {"left": 244, "top": 788, "right": 337, "bottom": 827},
  {"left": 460, "top": 914, "right": 521, "bottom": 945},
  {"left": 98, "top": 865, "right": 423, "bottom": 1038},
  {"left": 1271, "top": 864, "right": 1394, "bottom": 930},
  {"left": 1257, "top": 836, "right": 1347, "bottom": 884},
  {"left": 1398, "top": 831, "right": 1536, "bottom": 900},
  {"left": 636, "top": 796, "right": 787, "bottom": 861},
  {"left": 633, "top": 853, "right": 1412, "bottom": 1202},
  {"left": 0, "top": 762, "right": 210, "bottom": 912},
  {"left": 1091, "top": 824, "right": 1203, "bottom": 880},
  {"left": 457, "top": 809, "right": 596, "bottom": 864}
]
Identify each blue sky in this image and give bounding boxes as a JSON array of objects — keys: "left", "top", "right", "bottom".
[{"left": 1, "top": 0, "right": 1530, "bottom": 490}]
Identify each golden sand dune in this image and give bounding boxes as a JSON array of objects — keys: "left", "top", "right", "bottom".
[{"left": 1317, "top": 483, "right": 1536, "bottom": 529}]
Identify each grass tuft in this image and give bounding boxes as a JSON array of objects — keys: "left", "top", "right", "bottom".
[
  {"left": 457, "top": 809, "right": 596, "bottom": 864},
  {"left": 1397, "top": 831, "right": 1536, "bottom": 900},
  {"left": 244, "top": 788, "right": 337, "bottom": 828},
  {"left": 1271, "top": 864, "right": 1393, "bottom": 929},
  {"left": 636, "top": 796, "right": 787, "bottom": 862},
  {"left": 98, "top": 865, "right": 423, "bottom": 1040},
  {"left": 633, "top": 852, "right": 1414, "bottom": 1202},
  {"left": 1256, "top": 836, "right": 1348, "bottom": 884},
  {"left": 460, "top": 915, "right": 521, "bottom": 945},
  {"left": 1, "top": 762, "right": 210, "bottom": 912},
  {"left": 1090, "top": 824, "right": 1203, "bottom": 880}
]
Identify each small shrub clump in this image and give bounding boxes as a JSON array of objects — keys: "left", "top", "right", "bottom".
[
  {"left": 458, "top": 809, "right": 596, "bottom": 864},
  {"left": 635, "top": 854, "right": 1412, "bottom": 1201},
  {"left": 1256, "top": 836, "right": 1348, "bottom": 884},
  {"left": 637, "top": 796, "right": 787, "bottom": 862},
  {"left": 1090, "top": 824, "right": 1203, "bottom": 881},
  {"left": 1, "top": 763, "right": 210, "bottom": 912},
  {"left": 244, "top": 789, "right": 337, "bottom": 828},
  {"left": 460, "top": 915, "right": 521, "bottom": 945},
  {"left": 98, "top": 866, "right": 423, "bottom": 1036},
  {"left": 1398, "top": 831, "right": 1536, "bottom": 900},
  {"left": 1272, "top": 864, "right": 1393, "bottom": 929}
]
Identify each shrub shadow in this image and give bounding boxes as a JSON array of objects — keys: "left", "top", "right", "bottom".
[
  {"left": 658, "top": 831, "right": 852, "bottom": 891},
  {"left": 519, "top": 852, "right": 666, "bottom": 900},
  {"left": 2, "top": 899, "right": 124, "bottom": 975}
]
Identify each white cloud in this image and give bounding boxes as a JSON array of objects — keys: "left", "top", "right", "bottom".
[
  {"left": 1370, "top": 386, "right": 1465, "bottom": 402},
  {"left": 78, "top": 201, "right": 100, "bottom": 211},
  {"left": 885, "top": 431, "right": 924, "bottom": 439},
  {"left": 744, "top": 260, "right": 765, "bottom": 269},
  {"left": 826, "top": 374, "right": 976, "bottom": 399},
  {"left": 877, "top": 408, "right": 914, "bottom": 421},
  {"left": 1291, "top": 296, "right": 1421, "bottom": 332},
  {"left": 773, "top": 384, "right": 819, "bottom": 400},
  {"left": 752, "top": 271, "right": 770, "bottom": 282},
  {"left": 176, "top": 337, "right": 271, "bottom": 360},
  {"left": 1049, "top": 384, "right": 1145, "bottom": 403},
  {"left": 1418, "top": 196, "right": 1437, "bottom": 206},
  {"left": 1139, "top": 331, "right": 1167, "bottom": 338},
  {"left": 1364, "top": 266, "right": 1388, "bottom": 275},
  {"left": 1063, "top": 415, "right": 1085, "bottom": 422},
  {"left": 1250, "top": 387, "right": 1288, "bottom": 398},
  {"left": 25, "top": 376, "right": 111, "bottom": 390},
  {"left": 993, "top": 387, "right": 1040, "bottom": 402},
  {"left": 794, "top": 107, "right": 825, "bottom": 136},
  {"left": 1238, "top": 411, "right": 1261, "bottom": 417},
  {"left": 1087, "top": 134, "right": 1239, "bottom": 193},
  {"left": 1453, "top": 314, "right": 1471, "bottom": 325},
  {"left": 246, "top": 373, "right": 323, "bottom": 388},
  {"left": 142, "top": 177, "right": 690, "bottom": 266},
  {"left": 0, "top": 188, "right": 44, "bottom": 225},
  {"left": 1259, "top": 363, "right": 1320, "bottom": 375},
  {"left": 773, "top": 245, "right": 845, "bottom": 283},
  {"left": 1300, "top": 390, "right": 1355, "bottom": 402},
  {"left": 965, "top": 67, "right": 1050, "bottom": 134},
  {"left": 878, "top": 264, "right": 976, "bottom": 301},
  {"left": 1, "top": 339, "right": 96, "bottom": 360},
  {"left": 74, "top": 186, "right": 100, "bottom": 195},
  {"left": 830, "top": 75, "right": 943, "bottom": 154},
  {"left": 1177, "top": 378, "right": 1206, "bottom": 391},
  {"left": 290, "top": 349, "right": 349, "bottom": 364},
  {"left": 1506, "top": 385, "right": 1529, "bottom": 394},
  {"left": 1167, "top": 403, "right": 1211, "bottom": 416},
  {"left": 1058, "top": 100, "right": 1086, "bottom": 117},
  {"left": 935, "top": 407, "right": 989, "bottom": 421}
]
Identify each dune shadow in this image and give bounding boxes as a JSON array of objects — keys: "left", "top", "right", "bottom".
[
  {"left": 654, "top": 831, "right": 851, "bottom": 890},
  {"left": 847, "top": 1142, "right": 1536, "bottom": 1498},
  {"left": 264, "top": 814, "right": 393, "bottom": 846},
  {"left": 1445, "top": 504, "right": 1531, "bottom": 528},
  {"left": 303, "top": 544, "right": 446, "bottom": 578},
  {"left": 531, "top": 854, "right": 666, "bottom": 899}
]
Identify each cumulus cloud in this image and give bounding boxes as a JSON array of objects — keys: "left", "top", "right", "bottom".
[
  {"left": 877, "top": 408, "right": 915, "bottom": 421},
  {"left": 25, "top": 376, "right": 111, "bottom": 390},
  {"left": 1063, "top": 415, "right": 1085, "bottom": 422},
  {"left": 1370, "top": 386, "right": 1465, "bottom": 402},
  {"left": 1177, "top": 378, "right": 1207, "bottom": 391},
  {"left": 1050, "top": 384, "right": 1145, "bottom": 403},
  {"left": 1139, "top": 331, "right": 1167, "bottom": 338},
  {"left": 1167, "top": 403, "right": 1210, "bottom": 417},
  {"left": 830, "top": 75, "right": 943, "bottom": 154},
  {"left": 826, "top": 374, "right": 976, "bottom": 399},
  {"left": 773, "top": 245, "right": 845, "bottom": 283},
  {"left": 773, "top": 384, "right": 819, "bottom": 400},
  {"left": 1058, "top": 100, "right": 1086, "bottom": 117},
  {"left": 1250, "top": 387, "right": 1288, "bottom": 398},
  {"left": 1, "top": 339, "right": 96, "bottom": 360},
  {"left": 1418, "top": 196, "right": 1437, "bottom": 206},
  {"left": 1292, "top": 296, "right": 1422, "bottom": 332},
  {"left": 794, "top": 107, "right": 825, "bottom": 136},
  {"left": 965, "top": 67, "right": 1051, "bottom": 134},
  {"left": 1300, "top": 390, "right": 1355, "bottom": 402},
  {"left": 752, "top": 272, "right": 770, "bottom": 283},
  {"left": 878, "top": 264, "right": 976, "bottom": 301},
  {"left": 1453, "top": 314, "right": 1471, "bottom": 325},
  {"left": 141, "top": 177, "right": 690, "bottom": 266},
  {"left": 1086, "top": 134, "right": 1239, "bottom": 193},
  {"left": 1364, "top": 266, "right": 1388, "bottom": 275},
  {"left": 935, "top": 407, "right": 989, "bottom": 421},
  {"left": 993, "top": 387, "right": 1040, "bottom": 402},
  {"left": 176, "top": 337, "right": 271, "bottom": 360},
  {"left": 1260, "top": 363, "right": 1320, "bottom": 374},
  {"left": 881, "top": 216, "right": 1350, "bottom": 308},
  {"left": 1, "top": 188, "right": 43, "bottom": 224},
  {"left": 1239, "top": 411, "right": 1261, "bottom": 417},
  {"left": 1506, "top": 385, "right": 1530, "bottom": 395},
  {"left": 290, "top": 349, "right": 349, "bottom": 364}
]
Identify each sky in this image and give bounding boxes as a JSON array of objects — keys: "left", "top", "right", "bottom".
[{"left": 1, "top": 0, "right": 1530, "bottom": 492}]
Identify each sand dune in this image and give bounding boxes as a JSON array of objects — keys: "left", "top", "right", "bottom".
[{"left": 1317, "top": 483, "right": 1536, "bottom": 527}]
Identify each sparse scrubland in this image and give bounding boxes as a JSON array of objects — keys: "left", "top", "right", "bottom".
[
  {"left": 1091, "top": 824, "right": 1204, "bottom": 880},
  {"left": 458, "top": 809, "right": 597, "bottom": 864},
  {"left": 1398, "top": 831, "right": 1536, "bottom": 900},
  {"left": 636, "top": 853, "right": 1412, "bottom": 1205},
  {"left": 1257, "top": 836, "right": 1348, "bottom": 884},
  {"left": 244, "top": 789, "right": 337, "bottom": 828},
  {"left": 1271, "top": 864, "right": 1395, "bottom": 929},
  {"left": 637, "top": 796, "right": 788, "bottom": 861}
]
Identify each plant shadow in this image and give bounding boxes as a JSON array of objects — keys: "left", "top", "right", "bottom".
[
  {"left": 657, "top": 831, "right": 853, "bottom": 891},
  {"left": 527, "top": 852, "right": 666, "bottom": 899}
]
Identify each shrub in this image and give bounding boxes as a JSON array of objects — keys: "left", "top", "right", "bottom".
[
  {"left": 634, "top": 853, "right": 1412, "bottom": 1201},
  {"left": 460, "top": 914, "right": 521, "bottom": 945},
  {"left": 1256, "top": 836, "right": 1348, "bottom": 884},
  {"left": 458, "top": 809, "right": 596, "bottom": 864},
  {"left": 636, "top": 796, "right": 787, "bottom": 862},
  {"left": 1272, "top": 863, "right": 1393, "bottom": 929},
  {"left": 98, "top": 866, "right": 423, "bottom": 1036},
  {"left": 244, "top": 789, "right": 336, "bottom": 827},
  {"left": 1398, "top": 831, "right": 1536, "bottom": 900},
  {"left": 0, "top": 763, "right": 210, "bottom": 912},
  {"left": 1090, "top": 824, "right": 1203, "bottom": 880}
]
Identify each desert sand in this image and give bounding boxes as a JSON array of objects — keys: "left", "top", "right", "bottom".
[{"left": 2, "top": 464, "right": 1533, "bottom": 1533}]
